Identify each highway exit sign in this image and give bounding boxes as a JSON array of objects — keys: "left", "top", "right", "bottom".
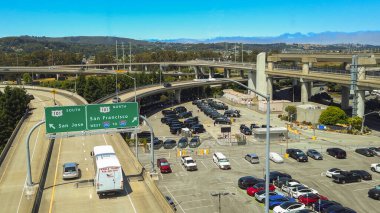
[{"left": 45, "top": 102, "right": 139, "bottom": 134}]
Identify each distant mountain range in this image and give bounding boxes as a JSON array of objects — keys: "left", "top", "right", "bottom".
[{"left": 148, "top": 31, "right": 380, "bottom": 45}]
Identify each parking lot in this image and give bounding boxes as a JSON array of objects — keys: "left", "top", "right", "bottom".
[{"left": 136, "top": 99, "right": 380, "bottom": 213}]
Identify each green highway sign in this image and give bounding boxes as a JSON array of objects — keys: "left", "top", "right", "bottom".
[
  {"left": 44, "top": 102, "right": 139, "bottom": 134},
  {"left": 87, "top": 103, "right": 139, "bottom": 130},
  {"left": 45, "top": 105, "right": 87, "bottom": 133}
]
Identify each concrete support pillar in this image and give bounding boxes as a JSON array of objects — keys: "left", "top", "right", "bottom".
[
  {"left": 159, "top": 65, "right": 164, "bottom": 72},
  {"left": 209, "top": 67, "right": 215, "bottom": 79},
  {"left": 357, "top": 90, "right": 365, "bottom": 118},
  {"left": 192, "top": 66, "right": 199, "bottom": 79},
  {"left": 267, "top": 77, "right": 273, "bottom": 100},
  {"left": 302, "top": 63, "right": 309, "bottom": 75},
  {"left": 224, "top": 68, "right": 230, "bottom": 78},
  {"left": 300, "top": 78, "right": 309, "bottom": 103},
  {"left": 144, "top": 65, "right": 148, "bottom": 72},
  {"left": 341, "top": 86, "right": 350, "bottom": 110},
  {"left": 175, "top": 89, "right": 181, "bottom": 103},
  {"left": 256, "top": 52, "right": 267, "bottom": 100},
  {"left": 247, "top": 70, "right": 256, "bottom": 96},
  {"left": 240, "top": 70, "right": 244, "bottom": 78},
  {"left": 307, "top": 81, "right": 313, "bottom": 99},
  {"left": 268, "top": 62, "right": 274, "bottom": 71},
  {"left": 16, "top": 75, "right": 22, "bottom": 85},
  {"left": 358, "top": 66, "right": 366, "bottom": 80},
  {"left": 56, "top": 74, "right": 60, "bottom": 80}
]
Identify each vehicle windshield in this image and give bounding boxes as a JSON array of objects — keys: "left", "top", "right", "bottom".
[
  {"left": 161, "top": 162, "right": 169, "bottom": 166},
  {"left": 371, "top": 147, "right": 380, "bottom": 151},
  {"left": 219, "top": 159, "right": 229, "bottom": 162},
  {"left": 375, "top": 185, "right": 380, "bottom": 190},
  {"left": 64, "top": 166, "right": 76, "bottom": 172},
  {"left": 187, "top": 160, "right": 194, "bottom": 164},
  {"left": 280, "top": 202, "right": 296, "bottom": 208}
]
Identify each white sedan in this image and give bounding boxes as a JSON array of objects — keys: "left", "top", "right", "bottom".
[
  {"left": 290, "top": 186, "right": 318, "bottom": 199},
  {"left": 281, "top": 182, "right": 303, "bottom": 194},
  {"left": 270, "top": 152, "right": 284, "bottom": 163},
  {"left": 254, "top": 190, "right": 278, "bottom": 203},
  {"left": 325, "top": 168, "right": 344, "bottom": 178},
  {"left": 273, "top": 201, "right": 306, "bottom": 213}
]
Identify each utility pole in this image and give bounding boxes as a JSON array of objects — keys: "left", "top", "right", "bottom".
[
  {"left": 115, "top": 41, "right": 119, "bottom": 100},
  {"left": 122, "top": 42, "right": 126, "bottom": 70},
  {"left": 234, "top": 43, "right": 237, "bottom": 62},
  {"left": 241, "top": 43, "right": 243, "bottom": 63},
  {"left": 129, "top": 42, "right": 132, "bottom": 72}
]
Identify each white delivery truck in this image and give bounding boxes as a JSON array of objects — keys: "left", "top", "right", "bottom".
[{"left": 91, "top": 145, "right": 123, "bottom": 196}]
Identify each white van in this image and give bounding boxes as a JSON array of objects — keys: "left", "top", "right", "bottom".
[
  {"left": 213, "top": 152, "right": 231, "bottom": 170},
  {"left": 92, "top": 145, "right": 123, "bottom": 196}
]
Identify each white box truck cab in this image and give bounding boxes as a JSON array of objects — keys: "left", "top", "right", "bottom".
[{"left": 91, "top": 145, "right": 123, "bottom": 196}]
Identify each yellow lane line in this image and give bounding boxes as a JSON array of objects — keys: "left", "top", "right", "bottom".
[{"left": 49, "top": 138, "right": 63, "bottom": 213}]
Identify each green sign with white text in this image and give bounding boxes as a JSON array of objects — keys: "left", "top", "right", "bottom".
[
  {"left": 44, "top": 102, "right": 139, "bottom": 134},
  {"left": 87, "top": 103, "right": 139, "bottom": 130},
  {"left": 45, "top": 105, "right": 87, "bottom": 133}
]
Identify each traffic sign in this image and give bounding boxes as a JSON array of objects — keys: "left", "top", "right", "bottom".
[
  {"left": 45, "top": 105, "right": 87, "bottom": 133},
  {"left": 87, "top": 103, "right": 139, "bottom": 130},
  {"left": 44, "top": 102, "right": 139, "bottom": 134}
]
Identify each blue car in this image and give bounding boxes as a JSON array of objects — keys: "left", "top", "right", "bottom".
[
  {"left": 268, "top": 195, "right": 295, "bottom": 210},
  {"left": 313, "top": 200, "right": 341, "bottom": 212}
]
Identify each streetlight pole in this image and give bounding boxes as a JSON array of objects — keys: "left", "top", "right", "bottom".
[
  {"left": 139, "top": 115, "right": 155, "bottom": 173},
  {"left": 211, "top": 192, "right": 230, "bottom": 213},
  {"left": 123, "top": 73, "right": 137, "bottom": 102},
  {"left": 218, "top": 78, "right": 271, "bottom": 213},
  {"left": 361, "top": 111, "right": 380, "bottom": 134}
]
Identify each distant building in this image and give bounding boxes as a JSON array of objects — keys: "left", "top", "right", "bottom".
[{"left": 296, "top": 104, "right": 326, "bottom": 124}]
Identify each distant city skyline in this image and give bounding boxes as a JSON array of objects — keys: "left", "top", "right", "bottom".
[{"left": 1, "top": 0, "right": 379, "bottom": 39}]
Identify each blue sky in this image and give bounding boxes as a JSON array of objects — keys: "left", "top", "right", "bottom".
[{"left": 0, "top": 0, "right": 379, "bottom": 39}]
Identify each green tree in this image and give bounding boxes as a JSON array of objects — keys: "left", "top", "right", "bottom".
[
  {"left": 319, "top": 106, "right": 348, "bottom": 125},
  {"left": 76, "top": 75, "right": 86, "bottom": 96},
  {"left": 22, "top": 73, "right": 32, "bottom": 85},
  {"left": 347, "top": 116, "right": 363, "bottom": 130},
  {"left": 84, "top": 76, "right": 103, "bottom": 103},
  {"left": 285, "top": 105, "right": 297, "bottom": 121}
]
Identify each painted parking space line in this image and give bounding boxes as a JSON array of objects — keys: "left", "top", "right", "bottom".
[
  {"left": 174, "top": 193, "right": 202, "bottom": 198},
  {"left": 231, "top": 158, "right": 241, "bottom": 167},
  {"left": 180, "top": 198, "right": 210, "bottom": 204},
  {"left": 200, "top": 160, "right": 208, "bottom": 169},
  {"left": 183, "top": 205, "right": 214, "bottom": 211}
]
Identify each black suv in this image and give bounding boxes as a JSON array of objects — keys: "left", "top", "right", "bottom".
[
  {"left": 286, "top": 149, "right": 308, "bottom": 162},
  {"left": 215, "top": 117, "right": 231, "bottom": 124},
  {"left": 240, "top": 124, "right": 252, "bottom": 135},
  {"left": 174, "top": 106, "right": 187, "bottom": 114},
  {"left": 326, "top": 148, "right": 347, "bottom": 159},
  {"left": 265, "top": 171, "right": 292, "bottom": 183},
  {"left": 238, "top": 176, "right": 264, "bottom": 189},
  {"left": 163, "top": 82, "right": 172, "bottom": 87},
  {"left": 332, "top": 171, "right": 362, "bottom": 184},
  {"left": 191, "top": 124, "right": 205, "bottom": 134},
  {"left": 355, "top": 148, "right": 375, "bottom": 157},
  {"left": 163, "top": 139, "right": 177, "bottom": 149},
  {"left": 224, "top": 110, "right": 240, "bottom": 117}
]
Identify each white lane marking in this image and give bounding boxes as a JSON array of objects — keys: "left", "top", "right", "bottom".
[
  {"left": 165, "top": 186, "right": 185, "bottom": 213},
  {"left": 127, "top": 193, "right": 137, "bottom": 213},
  {"left": 183, "top": 205, "right": 214, "bottom": 211},
  {"left": 102, "top": 134, "right": 108, "bottom": 145},
  {"left": 17, "top": 111, "right": 43, "bottom": 212},
  {"left": 231, "top": 158, "right": 240, "bottom": 167},
  {"left": 180, "top": 164, "right": 186, "bottom": 172},
  {"left": 159, "top": 172, "right": 164, "bottom": 180},
  {"left": 83, "top": 150, "right": 86, "bottom": 153},
  {"left": 82, "top": 143, "right": 85, "bottom": 146},
  {"left": 174, "top": 193, "right": 201, "bottom": 197},
  {"left": 86, "top": 168, "right": 88, "bottom": 171},
  {"left": 89, "top": 193, "right": 92, "bottom": 199},
  {"left": 200, "top": 160, "right": 208, "bottom": 169},
  {"left": 84, "top": 158, "right": 87, "bottom": 161}
]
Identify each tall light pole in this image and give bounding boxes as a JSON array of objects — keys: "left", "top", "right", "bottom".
[
  {"left": 122, "top": 42, "right": 126, "bottom": 70},
  {"left": 241, "top": 43, "right": 243, "bottom": 63},
  {"left": 361, "top": 111, "right": 380, "bottom": 134},
  {"left": 234, "top": 43, "right": 237, "bottom": 62},
  {"left": 218, "top": 78, "right": 271, "bottom": 213},
  {"left": 115, "top": 41, "right": 119, "bottom": 100},
  {"left": 129, "top": 42, "right": 132, "bottom": 72},
  {"left": 211, "top": 192, "right": 231, "bottom": 213}
]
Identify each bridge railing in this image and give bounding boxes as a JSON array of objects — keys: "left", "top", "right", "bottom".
[
  {"left": 273, "top": 64, "right": 302, "bottom": 71},
  {"left": 309, "top": 67, "right": 350, "bottom": 75},
  {"left": 366, "top": 70, "right": 380, "bottom": 78}
]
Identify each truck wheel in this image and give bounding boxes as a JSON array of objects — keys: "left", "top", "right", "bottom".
[{"left": 371, "top": 168, "right": 375, "bottom": 172}]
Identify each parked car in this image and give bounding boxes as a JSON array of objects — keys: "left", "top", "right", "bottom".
[
  {"left": 324, "top": 205, "right": 356, "bottom": 213},
  {"left": 178, "top": 111, "right": 192, "bottom": 119},
  {"left": 177, "top": 137, "right": 188, "bottom": 148},
  {"left": 224, "top": 109, "right": 240, "bottom": 117},
  {"left": 165, "top": 196, "right": 177, "bottom": 211},
  {"left": 189, "top": 136, "right": 201, "bottom": 148},
  {"left": 250, "top": 123, "right": 260, "bottom": 129},
  {"left": 332, "top": 171, "right": 362, "bottom": 184},
  {"left": 62, "top": 162, "right": 80, "bottom": 180},
  {"left": 298, "top": 193, "right": 328, "bottom": 206},
  {"left": 368, "top": 185, "right": 380, "bottom": 200},
  {"left": 355, "top": 148, "right": 375, "bottom": 157},
  {"left": 163, "top": 82, "right": 172, "bottom": 88},
  {"left": 370, "top": 163, "right": 380, "bottom": 173},
  {"left": 212, "top": 152, "right": 231, "bottom": 170},
  {"left": 273, "top": 177, "right": 298, "bottom": 188},
  {"left": 174, "top": 106, "right": 187, "bottom": 114},
  {"left": 290, "top": 186, "right": 318, "bottom": 199},
  {"left": 350, "top": 170, "right": 372, "bottom": 180},
  {"left": 153, "top": 137, "right": 163, "bottom": 149},
  {"left": 306, "top": 149, "right": 323, "bottom": 160},
  {"left": 163, "top": 139, "right": 177, "bottom": 149},
  {"left": 273, "top": 201, "right": 305, "bottom": 213},
  {"left": 266, "top": 171, "right": 292, "bottom": 183},
  {"left": 157, "top": 158, "right": 172, "bottom": 173},
  {"left": 368, "top": 147, "right": 380, "bottom": 156},
  {"left": 244, "top": 153, "right": 260, "bottom": 164},
  {"left": 326, "top": 148, "right": 346, "bottom": 159},
  {"left": 270, "top": 152, "right": 284, "bottom": 163},
  {"left": 247, "top": 182, "right": 275, "bottom": 196},
  {"left": 238, "top": 176, "right": 264, "bottom": 189},
  {"left": 268, "top": 195, "right": 296, "bottom": 210},
  {"left": 255, "top": 190, "right": 278, "bottom": 203},
  {"left": 286, "top": 149, "right": 308, "bottom": 162},
  {"left": 326, "top": 168, "right": 344, "bottom": 178},
  {"left": 190, "top": 124, "right": 205, "bottom": 134},
  {"left": 215, "top": 117, "right": 231, "bottom": 124},
  {"left": 162, "top": 109, "right": 175, "bottom": 116},
  {"left": 240, "top": 124, "right": 252, "bottom": 135},
  {"left": 312, "top": 200, "right": 341, "bottom": 213},
  {"left": 281, "top": 181, "right": 304, "bottom": 194}
]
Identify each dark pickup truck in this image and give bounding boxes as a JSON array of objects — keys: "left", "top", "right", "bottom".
[{"left": 332, "top": 171, "right": 362, "bottom": 184}]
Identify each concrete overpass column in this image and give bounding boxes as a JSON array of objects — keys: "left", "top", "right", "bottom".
[
  {"left": 209, "top": 67, "right": 215, "bottom": 79},
  {"left": 256, "top": 52, "right": 267, "bottom": 100},
  {"left": 308, "top": 81, "right": 313, "bottom": 99},
  {"left": 224, "top": 68, "right": 231, "bottom": 78},
  {"left": 302, "top": 63, "right": 310, "bottom": 75},
  {"left": 357, "top": 90, "right": 365, "bottom": 118},
  {"left": 247, "top": 70, "right": 256, "bottom": 96},
  {"left": 56, "top": 74, "right": 60, "bottom": 80},
  {"left": 268, "top": 62, "right": 274, "bottom": 71},
  {"left": 341, "top": 86, "right": 350, "bottom": 110},
  {"left": 175, "top": 89, "right": 182, "bottom": 103},
  {"left": 300, "top": 78, "right": 309, "bottom": 103},
  {"left": 192, "top": 66, "right": 199, "bottom": 79},
  {"left": 240, "top": 70, "right": 244, "bottom": 78},
  {"left": 267, "top": 77, "right": 273, "bottom": 100},
  {"left": 144, "top": 65, "right": 148, "bottom": 72}
]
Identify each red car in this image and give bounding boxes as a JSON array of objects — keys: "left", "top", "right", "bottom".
[
  {"left": 247, "top": 183, "right": 275, "bottom": 196},
  {"left": 157, "top": 158, "right": 172, "bottom": 173},
  {"left": 298, "top": 193, "right": 328, "bottom": 206}
]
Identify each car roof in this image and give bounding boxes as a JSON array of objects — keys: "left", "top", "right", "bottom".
[
  {"left": 63, "top": 162, "right": 77, "bottom": 167},
  {"left": 247, "top": 153, "right": 258, "bottom": 157}
]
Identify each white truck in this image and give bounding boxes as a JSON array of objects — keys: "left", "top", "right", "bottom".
[
  {"left": 181, "top": 156, "right": 198, "bottom": 171},
  {"left": 91, "top": 145, "right": 123, "bottom": 197},
  {"left": 371, "top": 163, "right": 380, "bottom": 173}
]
